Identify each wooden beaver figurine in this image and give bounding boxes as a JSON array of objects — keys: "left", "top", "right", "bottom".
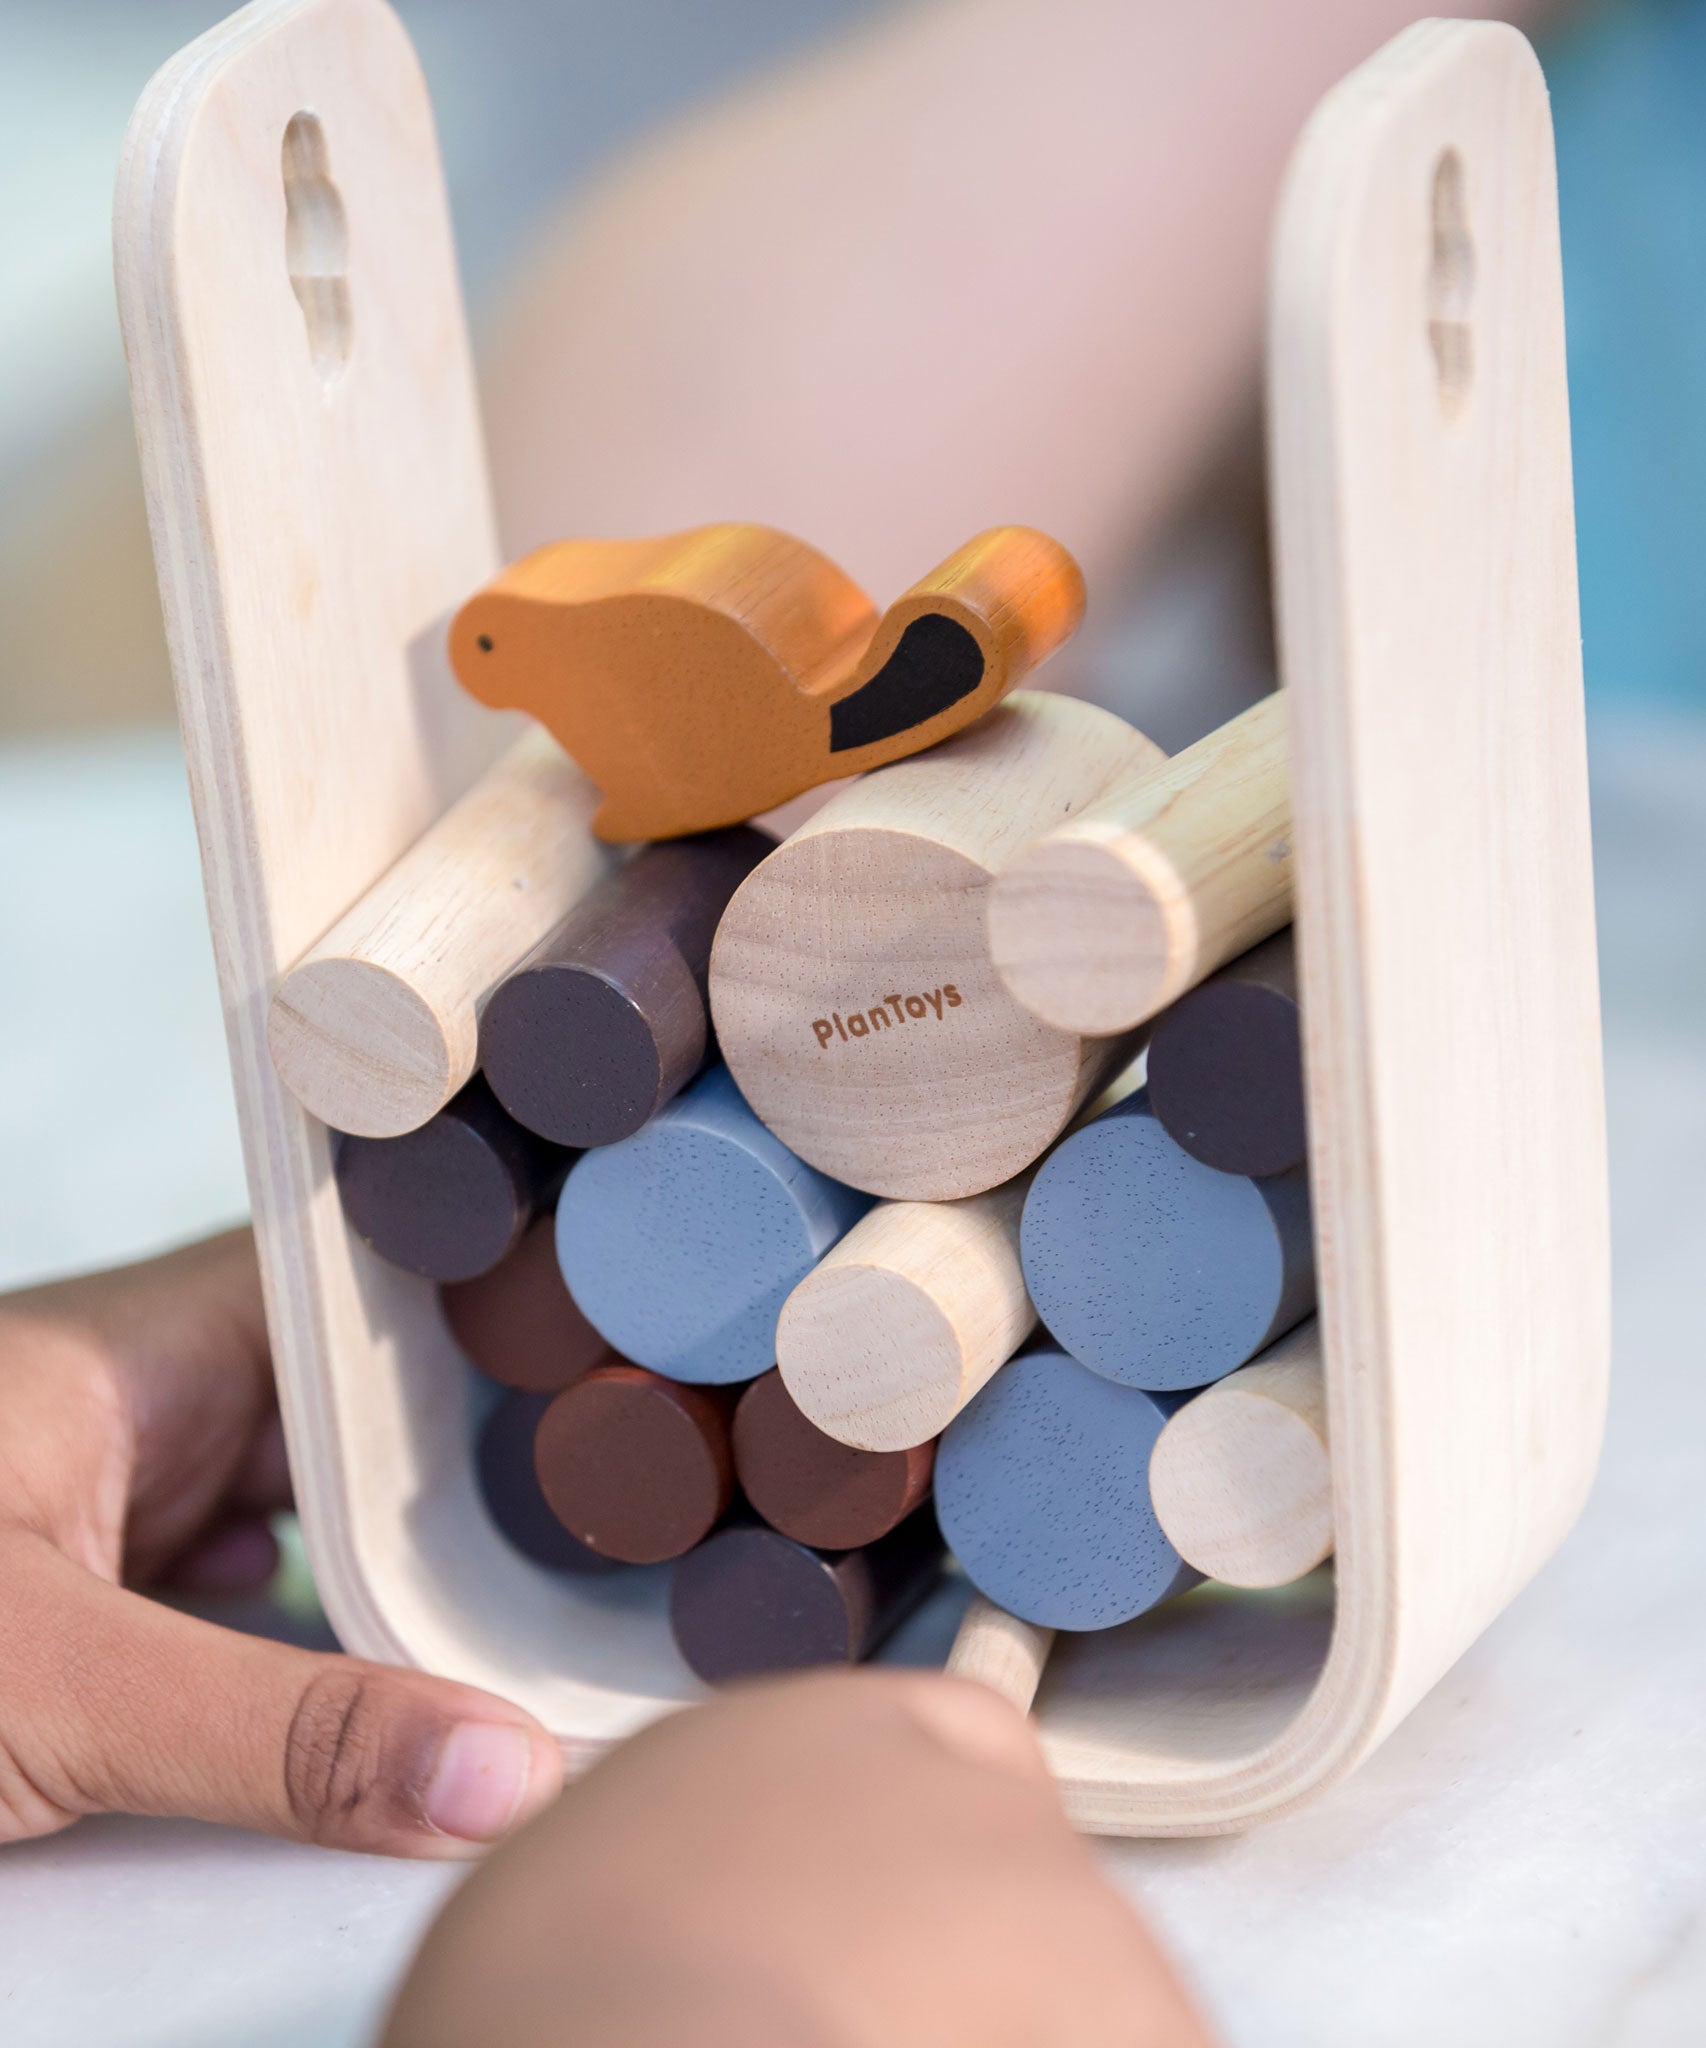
[{"left": 448, "top": 523, "right": 1085, "bottom": 842}]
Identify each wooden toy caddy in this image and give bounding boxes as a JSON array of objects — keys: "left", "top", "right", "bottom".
[{"left": 116, "top": 0, "right": 1607, "bottom": 1834}]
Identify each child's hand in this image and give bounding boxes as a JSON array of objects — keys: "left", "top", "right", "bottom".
[
  {"left": 0, "top": 1231, "right": 561, "bottom": 1855},
  {"left": 384, "top": 1668, "right": 1217, "bottom": 2047}
]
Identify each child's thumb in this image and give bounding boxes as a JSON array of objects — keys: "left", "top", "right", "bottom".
[{"left": 0, "top": 1534, "right": 562, "bottom": 1855}]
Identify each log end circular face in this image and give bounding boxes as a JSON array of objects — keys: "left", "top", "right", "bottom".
[
  {"left": 555, "top": 1068, "right": 868, "bottom": 1382},
  {"left": 776, "top": 1261, "right": 963, "bottom": 1452},
  {"left": 935, "top": 1346, "right": 1190, "bottom": 1631},
  {"left": 986, "top": 831, "right": 1174, "bottom": 1036},
  {"left": 269, "top": 956, "right": 461, "bottom": 1138},
  {"left": 710, "top": 830, "right": 1086, "bottom": 1200},
  {"left": 733, "top": 1370, "right": 934, "bottom": 1547},
  {"left": 474, "top": 1391, "right": 620, "bottom": 1576},
  {"left": 482, "top": 965, "right": 664, "bottom": 1148},
  {"left": 1147, "top": 980, "right": 1306, "bottom": 1178},
  {"left": 1149, "top": 1385, "right": 1332, "bottom": 1588},
  {"left": 669, "top": 1524, "right": 854, "bottom": 1683},
  {"left": 335, "top": 1102, "right": 530, "bottom": 1282},
  {"left": 534, "top": 1366, "right": 733, "bottom": 1564},
  {"left": 1020, "top": 1095, "right": 1314, "bottom": 1391}
]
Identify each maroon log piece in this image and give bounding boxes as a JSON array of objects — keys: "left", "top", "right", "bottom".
[
  {"left": 1145, "top": 928, "right": 1306, "bottom": 1178},
  {"left": 440, "top": 1217, "right": 608, "bottom": 1394},
  {"left": 732, "top": 1369, "right": 935, "bottom": 1549},
  {"left": 533, "top": 1363, "right": 740, "bottom": 1564},
  {"left": 668, "top": 1509, "right": 946, "bottom": 1686},
  {"left": 475, "top": 1390, "right": 619, "bottom": 1576},
  {"left": 479, "top": 827, "right": 771, "bottom": 1148},
  {"left": 334, "top": 1074, "right": 571, "bottom": 1282}
]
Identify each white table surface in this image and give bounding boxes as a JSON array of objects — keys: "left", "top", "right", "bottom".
[{"left": 0, "top": 710, "right": 1702, "bottom": 2048}]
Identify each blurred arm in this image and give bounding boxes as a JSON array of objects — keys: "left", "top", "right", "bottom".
[{"left": 485, "top": 0, "right": 1554, "bottom": 602}]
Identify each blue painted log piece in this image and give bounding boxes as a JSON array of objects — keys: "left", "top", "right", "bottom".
[
  {"left": 935, "top": 1345, "right": 1198, "bottom": 1631},
  {"left": 555, "top": 1063, "right": 873, "bottom": 1384},
  {"left": 1020, "top": 1088, "right": 1315, "bottom": 1392}
]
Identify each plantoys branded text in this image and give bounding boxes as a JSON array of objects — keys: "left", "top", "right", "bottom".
[
  {"left": 811, "top": 986, "right": 962, "bottom": 1049},
  {"left": 448, "top": 522, "right": 1086, "bottom": 842}
]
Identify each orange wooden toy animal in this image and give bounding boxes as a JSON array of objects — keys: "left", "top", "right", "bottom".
[{"left": 448, "top": 523, "right": 1085, "bottom": 841}]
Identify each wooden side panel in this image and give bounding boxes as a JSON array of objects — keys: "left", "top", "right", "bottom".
[
  {"left": 1273, "top": 19, "right": 1608, "bottom": 1738},
  {"left": 1037, "top": 18, "right": 1607, "bottom": 1831},
  {"left": 116, "top": 0, "right": 682, "bottom": 1746}
]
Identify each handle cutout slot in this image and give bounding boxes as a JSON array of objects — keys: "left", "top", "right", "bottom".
[
  {"left": 283, "top": 112, "right": 353, "bottom": 381},
  {"left": 1427, "top": 149, "right": 1474, "bottom": 419}
]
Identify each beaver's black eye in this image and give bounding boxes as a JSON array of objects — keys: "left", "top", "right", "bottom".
[{"left": 476, "top": 633, "right": 494, "bottom": 653}]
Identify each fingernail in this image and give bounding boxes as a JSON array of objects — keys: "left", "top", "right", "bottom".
[{"left": 424, "top": 1722, "right": 535, "bottom": 1843}]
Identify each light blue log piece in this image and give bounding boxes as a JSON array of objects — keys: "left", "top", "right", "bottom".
[
  {"left": 935, "top": 1343, "right": 1198, "bottom": 1631},
  {"left": 1020, "top": 1088, "right": 1314, "bottom": 1392},
  {"left": 555, "top": 1063, "right": 873, "bottom": 1384}
]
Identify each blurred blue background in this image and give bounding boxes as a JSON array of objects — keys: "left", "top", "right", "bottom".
[{"left": 1551, "top": 0, "right": 1706, "bottom": 709}]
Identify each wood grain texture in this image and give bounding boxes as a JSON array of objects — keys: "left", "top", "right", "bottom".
[
  {"left": 440, "top": 1215, "right": 608, "bottom": 1393},
  {"left": 267, "top": 727, "right": 610, "bottom": 1137},
  {"left": 987, "top": 693, "right": 1291, "bottom": 1036},
  {"left": 776, "top": 1174, "right": 1036, "bottom": 1451},
  {"left": 668, "top": 1509, "right": 946, "bottom": 1685},
  {"left": 1146, "top": 929, "right": 1306, "bottom": 1178},
  {"left": 118, "top": 0, "right": 686, "bottom": 1760},
  {"left": 944, "top": 1595, "right": 1055, "bottom": 1715},
  {"left": 533, "top": 1364, "right": 738, "bottom": 1564},
  {"left": 1149, "top": 1320, "right": 1331, "bottom": 1589},
  {"left": 936, "top": 1344, "right": 1197, "bottom": 1631},
  {"left": 333, "top": 1075, "right": 569, "bottom": 1283},
  {"left": 555, "top": 1063, "right": 873, "bottom": 1384},
  {"left": 475, "top": 1390, "right": 620, "bottom": 1576},
  {"left": 732, "top": 1368, "right": 935, "bottom": 1550},
  {"left": 1020, "top": 1089, "right": 1314, "bottom": 1391},
  {"left": 479, "top": 827, "right": 770, "bottom": 1147},
  {"left": 449, "top": 524, "right": 1086, "bottom": 841},
  {"left": 710, "top": 691, "right": 1161, "bottom": 1201},
  {"left": 1038, "top": 20, "right": 1608, "bottom": 1834}
]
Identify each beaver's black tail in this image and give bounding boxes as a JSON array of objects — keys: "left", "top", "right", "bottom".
[{"left": 827, "top": 613, "right": 986, "bottom": 753}]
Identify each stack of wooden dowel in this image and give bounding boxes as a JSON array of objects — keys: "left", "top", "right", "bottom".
[{"left": 270, "top": 639, "right": 1328, "bottom": 1687}]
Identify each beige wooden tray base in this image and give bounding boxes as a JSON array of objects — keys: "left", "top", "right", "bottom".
[{"left": 118, "top": 2, "right": 1607, "bottom": 1832}]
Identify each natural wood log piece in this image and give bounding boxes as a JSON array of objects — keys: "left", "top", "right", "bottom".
[
  {"left": 267, "top": 729, "right": 612, "bottom": 1138},
  {"left": 776, "top": 1175, "right": 1036, "bottom": 1452},
  {"left": 731, "top": 1369, "right": 935, "bottom": 1549},
  {"left": 1020, "top": 1088, "right": 1313, "bottom": 1391},
  {"left": 449, "top": 524, "right": 1086, "bottom": 842},
  {"left": 944, "top": 1595, "right": 1056, "bottom": 1715},
  {"left": 935, "top": 1344, "right": 1198, "bottom": 1631},
  {"left": 1145, "top": 928, "right": 1305, "bottom": 1178},
  {"left": 334, "top": 1076, "right": 571, "bottom": 1283},
  {"left": 480, "top": 826, "right": 771, "bottom": 1148},
  {"left": 1148, "top": 1320, "right": 1331, "bottom": 1589},
  {"left": 987, "top": 693, "right": 1291, "bottom": 1036},
  {"left": 710, "top": 691, "right": 1161, "bottom": 1201},
  {"left": 439, "top": 1216, "right": 608, "bottom": 1394},
  {"left": 668, "top": 1510, "right": 946, "bottom": 1685}
]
